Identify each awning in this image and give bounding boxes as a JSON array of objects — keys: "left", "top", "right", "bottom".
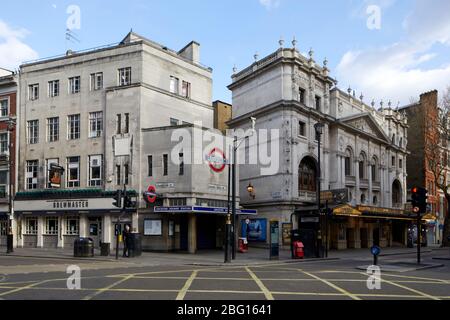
[
  {"left": 154, "top": 206, "right": 258, "bottom": 216},
  {"left": 333, "top": 205, "right": 362, "bottom": 217}
]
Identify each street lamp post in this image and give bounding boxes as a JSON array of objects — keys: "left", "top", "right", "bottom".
[
  {"left": 6, "top": 118, "right": 16, "bottom": 254},
  {"left": 314, "top": 122, "right": 324, "bottom": 259}
]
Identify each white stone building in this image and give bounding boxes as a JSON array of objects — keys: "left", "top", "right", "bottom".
[{"left": 228, "top": 42, "right": 410, "bottom": 253}]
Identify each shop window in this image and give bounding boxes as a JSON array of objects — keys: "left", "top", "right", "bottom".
[
  {"left": 65, "top": 217, "right": 79, "bottom": 235},
  {"left": 25, "top": 217, "right": 38, "bottom": 235},
  {"left": 0, "top": 221, "right": 7, "bottom": 236},
  {"left": 45, "top": 217, "right": 58, "bottom": 235}
]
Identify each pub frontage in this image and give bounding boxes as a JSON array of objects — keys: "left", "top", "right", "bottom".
[{"left": 13, "top": 189, "right": 137, "bottom": 250}]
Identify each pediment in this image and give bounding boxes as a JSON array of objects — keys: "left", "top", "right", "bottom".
[{"left": 338, "top": 113, "right": 390, "bottom": 143}]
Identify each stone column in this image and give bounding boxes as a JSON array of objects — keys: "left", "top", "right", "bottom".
[
  {"left": 103, "top": 214, "right": 112, "bottom": 248},
  {"left": 59, "top": 216, "right": 65, "bottom": 248},
  {"left": 368, "top": 164, "right": 373, "bottom": 206},
  {"left": 37, "top": 216, "right": 44, "bottom": 248},
  {"left": 132, "top": 212, "right": 139, "bottom": 233},
  {"left": 355, "top": 159, "right": 360, "bottom": 205},
  {"left": 79, "top": 214, "right": 87, "bottom": 238},
  {"left": 188, "top": 214, "right": 197, "bottom": 254}
]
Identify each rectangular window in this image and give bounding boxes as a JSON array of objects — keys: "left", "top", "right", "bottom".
[
  {"left": 299, "top": 88, "right": 305, "bottom": 104},
  {"left": 124, "top": 164, "right": 129, "bottom": 185},
  {"left": 45, "top": 217, "right": 58, "bottom": 235},
  {"left": 47, "top": 117, "right": 59, "bottom": 142},
  {"left": 179, "top": 153, "right": 184, "bottom": 176},
  {"left": 170, "top": 118, "right": 179, "bottom": 126},
  {"left": 69, "top": 76, "right": 81, "bottom": 94},
  {"left": 0, "top": 221, "right": 7, "bottom": 236},
  {"left": 89, "top": 155, "right": 103, "bottom": 187},
  {"left": 89, "top": 112, "right": 103, "bottom": 138},
  {"left": 46, "top": 158, "right": 59, "bottom": 188},
  {"left": 48, "top": 80, "right": 60, "bottom": 97},
  {"left": 0, "top": 170, "right": 7, "bottom": 198},
  {"left": 124, "top": 113, "right": 129, "bottom": 134},
  {"left": 148, "top": 155, "right": 153, "bottom": 177},
  {"left": 0, "top": 133, "right": 7, "bottom": 154},
  {"left": 298, "top": 121, "right": 306, "bottom": 137},
  {"left": 90, "top": 73, "right": 103, "bottom": 91},
  {"left": 170, "top": 76, "right": 179, "bottom": 94},
  {"left": 345, "top": 157, "right": 351, "bottom": 176},
  {"left": 118, "top": 67, "right": 131, "bottom": 86},
  {"left": 399, "top": 159, "right": 403, "bottom": 169},
  {"left": 25, "top": 217, "right": 38, "bottom": 235},
  {"left": 392, "top": 156, "right": 396, "bottom": 167},
  {"left": 27, "top": 120, "right": 39, "bottom": 144},
  {"left": 315, "top": 96, "right": 321, "bottom": 111},
  {"left": 67, "top": 157, "right": 80, "bottom": 188},
  {"left": 163, "top": 154, "right": 168, "bottom": 176},
  {"left": 116, "top": 165, "right": 121, "bottom": 185},
  {"left": 116, "top": 114, "right": 122, "bottom": 134},
  {"left": 0, "top": 98, "right": 8, "bottom": 117},
  {"left": 65, "top": 217, "right": 80, "bottom": 235},
  {"left": 67, "top": 114, "right": 80, "bottom": 140},
  {"left": 29, "top": 84, "right": 39, "bottom": 101},
  {"left": 182, "top": 81, "right": 191, "bottom": 98},
  {"left": 26, "top": 160, "right": 39, "bottom": 190}
]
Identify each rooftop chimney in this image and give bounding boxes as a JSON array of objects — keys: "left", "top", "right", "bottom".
[{"left": 178, "top": 41, "right": 200, "bottom": 65}]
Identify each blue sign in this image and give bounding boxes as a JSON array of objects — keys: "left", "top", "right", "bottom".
[
  {"left": 242, "top": 219, "right": 267, "bottom": 242},
  {"left": 154, "top": 206, "right": 257, "bottom": 215},
  {"left": 371, "top": 246, "right": 381, "bottom": 256}
]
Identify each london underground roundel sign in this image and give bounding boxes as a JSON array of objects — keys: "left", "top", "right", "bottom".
[
  {"left": 207, "top": 148, "right": 227, "bottom": 173},
  {"left": 144, "top": 185, "right": 157, "bottom": 204}
]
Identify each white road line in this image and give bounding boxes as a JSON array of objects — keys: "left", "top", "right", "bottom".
[{"left": 176, "top": 271, "right": 198, "bottom": 301}]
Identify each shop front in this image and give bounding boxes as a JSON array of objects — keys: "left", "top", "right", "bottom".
[
  {"left": 0, "top": 213, "right": 7, "bottom": 247},
  {"left": 13, "top": 190, "right": 136, "bottom": 251},
  {"left": 138, "top": 205, "right": 257, "bottom": 254}
]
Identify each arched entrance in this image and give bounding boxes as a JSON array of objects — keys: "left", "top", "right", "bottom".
[
  {"left": 392, "top": 180, "right": 402, "bottom": 208},
  {"left": 299, "top": 157, "right": 318, "bottom": 193}
]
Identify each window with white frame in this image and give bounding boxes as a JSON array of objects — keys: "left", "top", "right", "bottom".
[
  {"left": 0, "top": 221, "right": 6, "bottom": 236},
  {"left": 89, "top": 112, "right": 103, "bottom": 138},
  {"left": 29, "top": 84, "right": 39, "bottom": 101},
  {"left": 47, "top": 117, "right": 59, "bottom": 142},
  {"left": 0, "top": 133, "right": 7, "bottom": 154},
  {"left": 45, "top": 217, "right": 58, "bottom": 235},
  {"left": 27, "top": 120, "right": 39, "bottom": 144},
  {"left": 0, "top": 170, "right": 7, "bottom": 198},
  {"left": 67, "top": 157, "right": 80, "bottom": 188},
  {"left": 170, "top": 76, "right": 179, "bottom": 94},
  {"left": 48, "top": 80, "right": 60, "bottom": 97},
  {"left": 118, "top": 67, "right": 131, "bottom": 86},
  {"left": 89, "top": 155, "right": 103, "bottom": 187},
  {"left": 0, "top": 98, "right": 8, "bottom": 117},
  {"left": 25, "top": 217, "right": 38, "bottom": 235},
  {"left": 46, "top": 158, "right": 59, "bottom": 188},
  {"left": 69, "top": 76, "right": 81, "bottom": 94},
  {"left": 65, "top": 217, "right": 79, "bottom": 235},
  {"left": 181, "top": 81, "right": 191, "bottom": 98},
  {"left": 67, "top": 114, "right": 80, "bottom": 140},
  {"left": 90, "top": 73, "right": 103, "bottom": 91},
  {"left": 26, "top": 160, "right": 39, "bottom": 190}
]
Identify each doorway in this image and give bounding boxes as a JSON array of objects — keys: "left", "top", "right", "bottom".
[
  {"left": 88, "top": 218, "right": 102, "bottom": 248},
  {"left": 373, "top": 227, "right": 380, "bottom": 246},
  {"left": 197, "top": 215, "right": 217, "bottom": 250}
]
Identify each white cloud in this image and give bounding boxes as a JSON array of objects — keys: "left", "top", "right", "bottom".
[
  {"left": 259, "top": 0, "right": 281, "bottom": 10},
  {"left": 337, "top": 0, "right": 450, "bottom": 105},
  {"left": 0, "top": 20, "right": 38, "bottom": 70}
]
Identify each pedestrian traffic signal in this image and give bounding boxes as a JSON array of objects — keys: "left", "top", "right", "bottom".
[
  {"left": 411, "top": 187, "right": 428, "bottom": 214},
  {"left": 113, "top": 190, "right": 122, "bottom": 208}
]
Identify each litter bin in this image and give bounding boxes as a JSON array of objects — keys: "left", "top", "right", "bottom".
[
  {"left": 74, "top": 238, "right": 94, "bottom": 258},
  {"left": 100, "top": 242, "right": 111, "bottom": 257},
  {"left": 128, "top": 233, "right": 142, "bottom": 258}
]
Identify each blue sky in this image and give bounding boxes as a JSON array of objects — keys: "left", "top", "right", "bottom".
[{"left": 1, "top": 0, "right": 450, "bottom": 104}]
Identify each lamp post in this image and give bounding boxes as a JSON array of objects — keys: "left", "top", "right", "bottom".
[
  {"left": 314, "top": 122, "right": 324, "bottom": 258},
  {"left": 6, "top": 117, "right": 16, "bottom": 254},
  {"left": 229, "top": 117, "right": 256, "bottom": 261}
]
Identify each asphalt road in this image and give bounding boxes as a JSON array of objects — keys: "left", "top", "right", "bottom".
[{"left": 0, "top": 251, "right": 449, "bottom": 300}]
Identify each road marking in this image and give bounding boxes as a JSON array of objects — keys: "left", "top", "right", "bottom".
[
  {"left": 176, "top": 271, "right": 198, "bottom": 301},
  {"left": 358, "top": 272, "right": 441, "bottom": 301},
  {"left": 301, "top": 270, "right": 362, "bottom": 300},
  {"left": 246, "top": 267, "right": 274, "bottom": 300},
  {"left": 82, "top": 274, "right": 134, "bottom": 301},
  {"left": 0, "top": 279, "right": 52, "bottom": 297}
]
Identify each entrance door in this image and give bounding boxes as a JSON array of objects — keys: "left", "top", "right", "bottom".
[
  {"left": 360, "top": 228, "right": 368, "bottom": 248},
  {"left": 89, "top": 219, "right": 102, "bottom": 248},
  {"left": 373, "top": 228, "right": 380, "bottom": 246},
  {"left": 180, "top": 216, "right": 188, "bottom": 251},
  {"left": 298, "top": 229, "right": 316, "bottom": 258},
  {"left": 197, "top": 215, "right": 217, "bottom": 250}
]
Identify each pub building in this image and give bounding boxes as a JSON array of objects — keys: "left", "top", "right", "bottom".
[{"left": 13, "top": 190, "right": 136, "bottom": 250}]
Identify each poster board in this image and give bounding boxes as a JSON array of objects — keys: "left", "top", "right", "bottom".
[{"left": 144, "top": 219, "right": 162, "bottom": 236}]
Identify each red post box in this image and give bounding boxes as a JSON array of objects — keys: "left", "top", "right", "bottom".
[
  {"left": 239, "top": 238, "right": 248, "bottom": 253},
  {"left": 293, "top": 241, "right": 304, "bottom": 259}
]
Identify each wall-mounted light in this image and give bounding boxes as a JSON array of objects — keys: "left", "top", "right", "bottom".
[{"left": 247, "top": 183, "right": 256, "bottom": 200}]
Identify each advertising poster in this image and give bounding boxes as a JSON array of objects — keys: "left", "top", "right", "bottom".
[
  {"left": 241, "top": 218, "right": 267, "bottom": 242},
  {"left": 282, "top": 223, "right": 293, "bottom": 246},
  {"left": 144, "top": 219, "right": 162, "bottom": 236}
]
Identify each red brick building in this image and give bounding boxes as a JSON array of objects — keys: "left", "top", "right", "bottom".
[{"left": 0, "top": 68, "right": 17, "bottom": 246}]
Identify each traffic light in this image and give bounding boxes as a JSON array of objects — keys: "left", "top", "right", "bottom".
[
  {"left": 123, "top": 191, "right": 136, "bottom": 209},
  {"left": 113, "top": 190, "right": 122, "bottom": 208},
  {"left": 411, "top": 187, "right": 428, "bottom": 214}
]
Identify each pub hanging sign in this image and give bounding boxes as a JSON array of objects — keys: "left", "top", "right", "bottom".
[{"left": 49, "top": 164, "right": 65, "bottom": 188}]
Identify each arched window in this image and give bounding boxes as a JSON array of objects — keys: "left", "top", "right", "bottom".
[
  {"left": 361, "top": 194, "right": 366, "bottom": 204},
  {"left": 345, "top": 148, "right": 353, "bottom": 176},
  {"left": 359, "top": 152, "right": 367, "bottom": 179},
  {"left": 299, "top": 157, "right": 317, "bottom": 192},
  {"left": 371, "top": 156, "right": 378, "bottom": 182},
  {"left": 373, "top": 196, "right": 378, "bottom": 205},
  {"left": 392, "top": 180, "right": 402, "bottom": 208}
]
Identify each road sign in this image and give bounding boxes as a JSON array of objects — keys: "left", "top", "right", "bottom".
[
  {"left": 320, "top": 189, "right": 349, "bottom": 204},
  {"left": 206, "top": 148, "right": 227, "bottom": 173},
  {"left": 144, "top": 185, "right": 157, "bottom": 204},
  {"left": 371, "top": 246, "right": 381, "bottom": 256}
]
